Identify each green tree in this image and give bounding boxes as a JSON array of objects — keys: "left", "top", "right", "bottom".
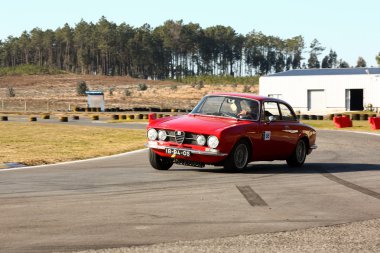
[
  {"left": 19, "top": 31, "right": 31, "bottom": 64},
  {"left": 338, "top": 59, "right": 350, "bottom": 68},
  {"left": 376, "top": 52, "right": 380, "bottom": 66},
  {"left": 74, "top": 19, "right": 93, "bottom": 74},
  {"left": 321, "top": 56, "right": 329, "bottom": 68},
  {"left": 356, "top": 56, "right": 367, "bottom": 67},
  {"left": 307, "top": 39, "right": 325, "bottom": 69},
  {"left": 328, "top": 50, "right": 338, "bottom": 68},
  {"left": 76, "top": 80, "right": 88, "bottom": 95},
  {"left": 321, "top": 50, "right": 337, "bottom": 68}
]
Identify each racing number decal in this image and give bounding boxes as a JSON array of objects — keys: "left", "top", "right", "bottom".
[{"left": 263, "top": 131, "right": 271, "bottom": 141}]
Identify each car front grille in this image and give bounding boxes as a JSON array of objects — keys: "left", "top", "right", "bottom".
[
  {"left": 166, "top": 130, "right": 198, "bottom": 145},
  {"left": 174, "top": 130, "right": 185, "bottom": 144}
]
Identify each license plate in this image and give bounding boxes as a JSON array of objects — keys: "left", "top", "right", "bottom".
[{"left": 165, "top": 148, "right": 191, "bottom": 157}]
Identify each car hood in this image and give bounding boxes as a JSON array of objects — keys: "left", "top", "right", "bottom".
[{"left": 150, "top": 114, "right": 243, "bottom": 135}]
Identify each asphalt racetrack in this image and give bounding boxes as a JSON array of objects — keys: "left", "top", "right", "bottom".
[{"left": 0, "top": 127, "right": 379, "bottom": 253}]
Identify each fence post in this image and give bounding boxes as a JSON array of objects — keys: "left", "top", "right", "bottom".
[
  {"left": 1, "top": 99, "right": 3, "bottom": 111},
  {"left": 24, "top": 100, "right": 27, "bottom": 112}
]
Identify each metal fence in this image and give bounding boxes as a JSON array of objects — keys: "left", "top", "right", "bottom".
[{"left": 0, "top": 99, "right": 87, "bottom": 112}]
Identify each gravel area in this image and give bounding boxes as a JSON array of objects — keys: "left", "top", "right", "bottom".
[{"left": 72, "top": 218, "right": 380, "bottom": 253}]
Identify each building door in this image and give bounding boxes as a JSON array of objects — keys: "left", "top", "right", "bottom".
[
  {"left": 345, "top": 89, "right": 363, "bottom": 111},
  {"left": 307, "top": 90, "right": 326, "bottom": 111}
]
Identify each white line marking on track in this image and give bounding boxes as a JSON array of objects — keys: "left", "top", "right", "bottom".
[{"left": 0, "top": 148, "right": 148, "bottom": 172}]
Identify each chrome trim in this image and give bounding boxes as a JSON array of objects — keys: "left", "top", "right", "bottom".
[
  {"left": 309, "top": 144, "right": 318, "bottom": 149},
  {"left": 282, "top": 130, "right": 298, "bottom": 134},
  {"left": 174, "top": 130, "right": 185, "bottom": 144},
  {"left": 145, "top": 142, "right": 228, "bottom": 157}
]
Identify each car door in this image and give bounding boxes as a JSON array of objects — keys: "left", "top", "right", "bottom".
[
  {"left": 256, "top": 101, "right": 285, "bottom": 160},
  {"left": 277, "top": 102, "right": 300, "bottom": 158}
]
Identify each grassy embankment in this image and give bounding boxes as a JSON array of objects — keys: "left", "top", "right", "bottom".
[
  {"left": 0, "top": 64, "right": 64, "bottom": 76},
  {"left": 0, "top": 122, "right": 146, "bottom": 166},
  {"left": 304, "top": 120, "right": 378, "bottom": 132}
]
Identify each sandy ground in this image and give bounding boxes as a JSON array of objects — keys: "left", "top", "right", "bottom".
[{"left": 0, "top": 74, "right": 258, "bottom": 111}]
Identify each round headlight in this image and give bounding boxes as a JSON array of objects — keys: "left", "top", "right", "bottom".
[
  {"left": 196, "top": 135, "right": 206, "bottom": 146},
  {"left": 207, "top": 136, "right": 219, "bottom": 148},
  {"left": 158, "top": 130, "right": 167, "bottom": 141},
  {"left": 147, "top": 128, "right": 158, "bottom": 141}
]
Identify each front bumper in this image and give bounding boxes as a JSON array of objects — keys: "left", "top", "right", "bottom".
[
  {"left": 145, "top": 141, "right": 228, "bottom": 157},
  {"left": 308, "top": 144, "right": 318, "bottom": 154}
]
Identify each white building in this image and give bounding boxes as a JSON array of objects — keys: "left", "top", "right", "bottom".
[{"left": 259, "top": 68, "right": 380, "bottom": 113}]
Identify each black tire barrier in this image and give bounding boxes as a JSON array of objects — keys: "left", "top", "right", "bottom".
[
  {"left": 317, "top": 115, "right": 324, "bottom": 120},
  {"left": 326, "top": 114, "right": 334, "bottom": 120},
  {"left": 1, "top": 116, "right": 8, "bottom": 121},
  {"left": 334, "top": 113, "right": 342, "bottom": 117},
  {"left": 351, "top": 114, "right": 360, "bottom": 120},
  {"left": 92, "top": 115, "right": 99, "bottom": 120},
  {"left": 157, "top": 114, "right": 163, "bottom": 118},
  {"left": 132, "top": 107, "right": 149, "bottom": 112},
  {"left": 121, "top": 115, "right": 127, "bottom": 120},
  {"left": 149, "top": 107, "right": 161, "bottom": 112},
  {"left": 360, "top": 114, "right": 368, "bottom": 121},
  {"left": 41, "top": 114, "right": 50, "bottom": 119},
  {"left": 112, "top": 115, "right": 119, "bottom": 120},
  {"left": 143, "top": 114, "right": 149, "bottom": 120},
  {"left": 310, "top": 115, "right": 317, "bottom": 120},
  {"left": 60, "top": 116, "right": 68, "bottom": 122},
  {"left": 29, "top": 117, "right": 37, "bottom": 122},
  {"left": 136, "top": 114, "right": 143, "bottom": 119},
  {"left": 127, "top": 114, "right": 135, "bottom": 120},
  {"left": 300, "top": 115, "right": 309, "bottom": 120},
  {"left": 72, "top": 115, "right": 80, "bottom": 120}
]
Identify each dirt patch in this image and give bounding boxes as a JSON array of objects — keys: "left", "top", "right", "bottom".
[{"left": 0, "top": 74, "right": 258, "bottom": 112}]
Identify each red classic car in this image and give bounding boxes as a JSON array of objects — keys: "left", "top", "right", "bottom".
[{"left": 146, "top": 92, "right": 317, "bottom": 172}]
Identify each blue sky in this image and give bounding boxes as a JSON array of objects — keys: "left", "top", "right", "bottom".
[{"left": 1, "top": 0, "right": 379, "bottom": 67}]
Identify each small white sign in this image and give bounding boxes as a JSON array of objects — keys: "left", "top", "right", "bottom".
[{"left": 263, "top": 131, "right": 271, "bottom": 141}]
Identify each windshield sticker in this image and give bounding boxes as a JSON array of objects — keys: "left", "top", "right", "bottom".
[{"left": 263, "top": 131, "right": 271, "bottom": 141}]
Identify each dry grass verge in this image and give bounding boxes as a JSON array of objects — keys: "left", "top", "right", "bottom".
[
  {"left": 304, "top": 120, "right": 379, "bottom": 132},
  {"left": 0, "top": 122, "right": 146, "bottom": 166}
]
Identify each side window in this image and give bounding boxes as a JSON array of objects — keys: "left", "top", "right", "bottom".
[
  {"left": 262, "top": 102, "right": 280, "bottom": 121},
  {"left": 279, "top": 103, "right": 297, "bottom": 121}
]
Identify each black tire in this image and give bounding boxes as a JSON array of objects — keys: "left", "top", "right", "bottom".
[
  {"left": 149, "top": 149, "right": 173, "bottom": 170},
  {"left": 223, "top": 140, "right": 250, "bottom": 172},
  {"left": 286, "top": 139, "right": 307, "bottom": 167}
]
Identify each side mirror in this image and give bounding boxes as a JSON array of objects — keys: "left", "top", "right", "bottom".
[{"left": 268, "top": 116, "right": 274, "bottom": 122}]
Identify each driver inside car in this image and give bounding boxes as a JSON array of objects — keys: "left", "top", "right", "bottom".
[{"left": 237, "top": 100, "right": 259, "bottom": 120}]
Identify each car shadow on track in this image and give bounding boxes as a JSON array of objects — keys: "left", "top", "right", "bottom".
[{"left": 169, "top": 163, "right": 380, "bottom": 174}]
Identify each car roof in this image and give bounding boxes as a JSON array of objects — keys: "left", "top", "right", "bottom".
[{"left": 207, "top": 92, "right": 285, "bottom": 103}]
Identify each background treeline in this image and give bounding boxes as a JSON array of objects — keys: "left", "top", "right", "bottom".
[{"left": 0, "top": 17, "right": 351, "bottom": 79}]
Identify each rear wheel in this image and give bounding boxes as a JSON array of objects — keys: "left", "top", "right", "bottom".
[
  {"left": 223, "top": 140, "right": 250, "bottom": 172},
  {"left": 149, "top": 149, "right": 173, "bottom": 170},
  {"left": 286, "top": 139, "right": 307, "bottom": 167}
]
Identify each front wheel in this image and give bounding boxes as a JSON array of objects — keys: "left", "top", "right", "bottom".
[
  {"left": 149, "top": 149, "right": 173, "bottom": 170},
  {"left": 286, "top": 139, "right": 307, "bottom": 167},
  {"left": 223, "top": 140, "right": 250, "bottom": 172}
]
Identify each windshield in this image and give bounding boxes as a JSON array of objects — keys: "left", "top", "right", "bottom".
[{"left": 191, "top": 96, "right": 260, "bottom": 120}]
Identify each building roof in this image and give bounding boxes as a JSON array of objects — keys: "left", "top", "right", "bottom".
[
  {"left": 85, "top": 91, "right": 104, "bottom": 95},
  {"left": 267, "top": 68, "right": 380, "bottom": 77}
]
